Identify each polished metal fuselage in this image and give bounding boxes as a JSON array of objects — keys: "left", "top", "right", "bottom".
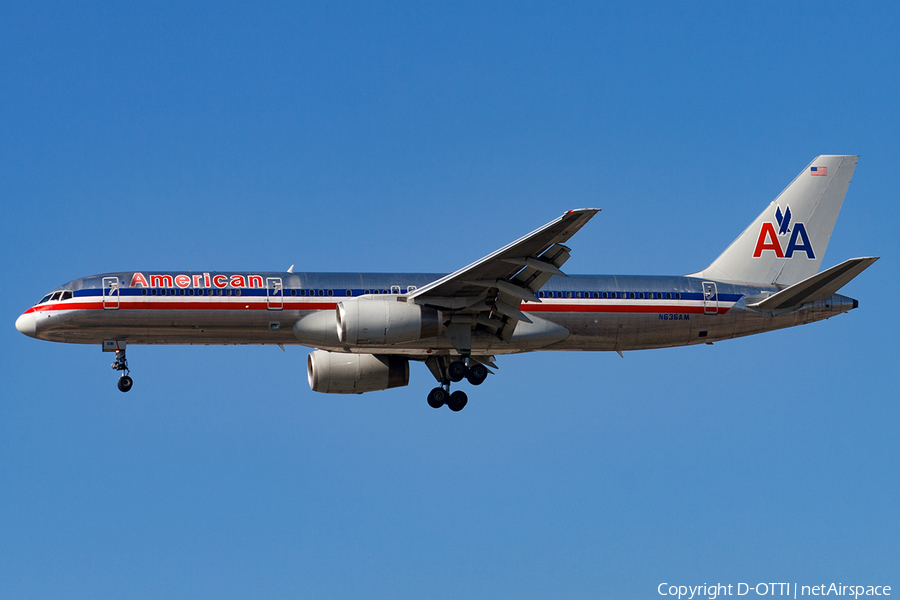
[{"left": 23, "top": 271, "right": 857, "bottom": 355}]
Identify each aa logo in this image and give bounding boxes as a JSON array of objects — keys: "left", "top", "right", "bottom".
[{"left": 752, "top": 205, "right": 815, "bottom": 259}]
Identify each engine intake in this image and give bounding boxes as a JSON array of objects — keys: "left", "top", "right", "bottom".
[
  {"left": 336, "top": 298, "right": 443, "bottom": 345},
  {"left": 307, "top": 350, "right": 409, "bottom": 394}
]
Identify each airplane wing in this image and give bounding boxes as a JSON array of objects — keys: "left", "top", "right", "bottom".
[{"left": 409, "top": 208, "right": 599, "bottom": 343}]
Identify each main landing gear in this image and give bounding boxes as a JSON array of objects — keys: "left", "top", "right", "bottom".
[{"left": 425, "top": 357, "right": 490, "bottom": 412}]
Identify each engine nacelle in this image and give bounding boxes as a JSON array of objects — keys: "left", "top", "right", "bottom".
[
  {"left": 307, "top": 350, "right": 409, "bottom": 394},
  {"left": 336, "top": 298, "right": 443, "bottom": 345}
]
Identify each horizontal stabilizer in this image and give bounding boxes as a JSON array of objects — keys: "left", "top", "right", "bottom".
[{"left": 746, "top": 257, "right": 878, "bottom": 311}]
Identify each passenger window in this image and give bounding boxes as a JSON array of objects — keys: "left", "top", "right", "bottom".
[
  {"left": 675, "top": 293, "right": 681, "bottom": 299},
  {"left": 327, "top": 290, "right": 334, "bottom": 296},
  {"left": 141, "top": 289, "right": 148, "bottom": 296},
  {"left": 235, "top": 289, "right": 241, "bottom": 296},
  {"left": 346, "top": 290, "right": 352, "bottom": 296}
]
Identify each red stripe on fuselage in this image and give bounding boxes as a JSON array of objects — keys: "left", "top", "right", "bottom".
[
  {"left": 25, "top": 301, "right": 340, "bottom": 313},
  {"left": 25, "top": 300, "right": 731, "bottom": 315},
  {"left": 523, "top": 303, "right": 732, "bottom": 315}
]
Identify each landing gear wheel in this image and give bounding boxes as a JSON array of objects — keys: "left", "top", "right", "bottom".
[
  {"left": 447, "top": 361, "right": 468, "bottom": 382},
  {"left": 117, "top": 375, "right": 133, "bottom": 393},
  {"left": 447, "top": 390, "right": 468, "bottom": 412},
  {"left": 111, "top": 348, "right": 132, "bottom": 392},
  {"left": 427, "top": 387, "right": 447, "bottom": 409},
  {"left": 466, "top": 363, "right": 488, "bottom": 386}
]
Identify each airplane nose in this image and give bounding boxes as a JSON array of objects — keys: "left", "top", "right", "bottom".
[{"left": 15, "top": 312, "right": 36, "bottom": 337}]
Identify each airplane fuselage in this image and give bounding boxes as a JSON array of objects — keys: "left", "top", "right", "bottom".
[
  {"left": 14, "top": 156, "right": 875, "bottom": 407},
  {"left": 19, "top": 270, "right": 856, "bottom": 353}
]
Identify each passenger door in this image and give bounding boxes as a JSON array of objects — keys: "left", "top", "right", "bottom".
[
  {"left": 266, "top": 277, "right": 283, "bottom": 310},
  {"left": 102, "top": 277, "right": 120, "bottom": 309},
  {"left": 702, "top": 281, "right": 718, "bottom": 315}
]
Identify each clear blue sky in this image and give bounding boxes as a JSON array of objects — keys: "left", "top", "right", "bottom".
[{"left": 2, "top": 2, "right": 897, "bottom": 598}]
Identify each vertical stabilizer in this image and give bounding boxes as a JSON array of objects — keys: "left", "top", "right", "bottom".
[{"left": 692, "top": 155, "right": 857, "bottom": 286}]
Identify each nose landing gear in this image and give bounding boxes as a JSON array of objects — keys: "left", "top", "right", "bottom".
[
  {"left": 104, "top": 341, "right": 133, "bottom": 392},
  {"left": 112, "top": 349, "right": 133, "bottom": 392}
]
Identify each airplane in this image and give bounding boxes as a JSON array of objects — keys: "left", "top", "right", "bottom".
[{"left": 15, "top": 155, "right": 878, "bottom": 411}]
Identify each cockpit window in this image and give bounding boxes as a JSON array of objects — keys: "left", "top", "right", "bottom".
[
  {"left": 49, "top": 292, "right": 62, "bottom": 301},
  {"left": 61, "top": 291, "right": 73, "bottom": 301},
  {"left": 38, "top": 294, "right": 52, "bottom": 304}
]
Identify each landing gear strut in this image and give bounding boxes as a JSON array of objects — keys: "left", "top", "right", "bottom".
[
  {"left": 424, "top": 356, "right": 489, "bottom": 411},
  {"left": 111, "top": 349, "right": 133, "bottom": 392}
]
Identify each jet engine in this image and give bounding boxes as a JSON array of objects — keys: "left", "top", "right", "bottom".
[
  {"left": 307, "top": 350, "right": 409, "bottom": 394},
  {"left": 336, "top": 298, "right": 443, "bottom": 345}
]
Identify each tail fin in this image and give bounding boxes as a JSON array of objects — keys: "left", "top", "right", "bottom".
[{"left": 692, "top": 155, "right": 858, "bottom": 286}]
